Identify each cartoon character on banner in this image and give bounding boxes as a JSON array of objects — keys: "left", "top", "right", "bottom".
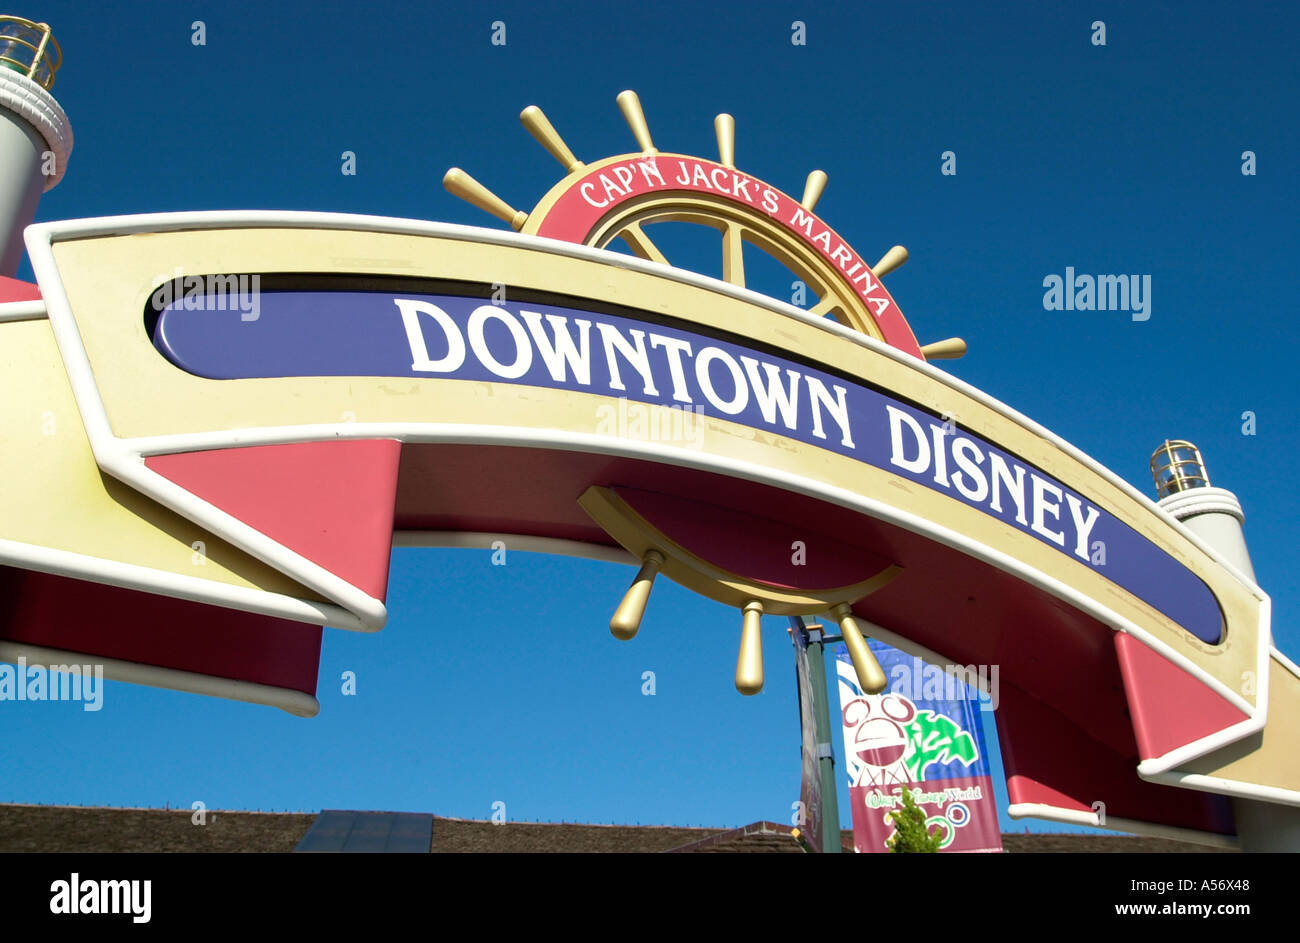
[{"left": 841, "top": 692, "right": 917, "bottom": 788}]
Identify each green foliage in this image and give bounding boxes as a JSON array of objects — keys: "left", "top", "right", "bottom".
[
  {"left": 886, "top": 788, "right": 942, "bottom": 853},
  {"left": 903, "top": 711, "right": 978, "bottom": 781}
]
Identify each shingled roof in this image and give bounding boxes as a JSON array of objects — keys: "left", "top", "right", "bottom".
[
  {"left": 662, "top": 820, "right": 806, "bottom": 853},
  {"left": 0, "top": 804, "right": 1236, "bottom": 853}
]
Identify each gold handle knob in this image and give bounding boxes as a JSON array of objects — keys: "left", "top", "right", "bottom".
[
  {"left": 520, "top": 105, "right": 583, "bottom": 173},
  {"left": 610, "top": 550, "right": 664, "bottom": 640},
  {"left": 872, "top": 245, "right": 909, "bottom": 277},
  {"left": 736, "top": 600, "right": 765, "bottom": 695},
  {"left": 714, "top": 113, "right": 736, "bottom": 168},
  {"left": 800, "top": 170, "right": 828, "bottom": 211},
  {"left": 831, "top": 602, "right": 887, "bottom": 694},
  {"left": 919, "top": 337, "right": 968, "bottom": 360},
  {"left": 616, "top": 90, "right": 657, "bottom": 154},
  {"left": 443, "top": 167, "right": 528, "bottom": 231}
]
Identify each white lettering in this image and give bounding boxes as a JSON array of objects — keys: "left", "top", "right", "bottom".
[
  {"left": 649, "top": 334, "right": 695, "bottom": 402},
  {"left": 1030, "top": 475, "right": 1066, "bottom": 546},
  {"left": 887, "top": 406, "right": 929, "bottom": 473},
  {"left": 1065, "top": 493, "right": 1101, "bottom": 561},
  {"left": 740, "top": 357, "right": 801, "bottom": 430},
  {"left": 579, "top": 180, "right": 608, "bottom": 208},
  {"left": 519, "top": 310, "right": 592, "bottom": 385},
  {"left": 468, "top": 305, "right": 532, "bottom": 379},
  {"left": 807, "top": 377, "right": 855, "bottom": 448},
  {"left": 989, "top": 453, "right": 1029, "bottom": 525},
  {"left": 929, "top": 424, "right": 951, "bottom": 487},
  {"left": 950, "top": 437, "right": 989, "bottom": 502},
  {"left": 396, "top": 298, "right": 465, "bottom": 373},
  {"left": 695, "top": 347, "right": 748, "bottom": 415},
  {"left": 596, "top": 324, "right": 659, "bottom": 396}
]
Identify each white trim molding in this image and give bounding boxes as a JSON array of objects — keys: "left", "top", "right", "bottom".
[{"left": 0, "top": 640, "right": 318, "bottom": 717}]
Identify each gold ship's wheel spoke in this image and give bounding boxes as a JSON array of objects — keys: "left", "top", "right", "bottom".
[
  {"left": 801, "top": 170, "right": 828, "bottom": 211},
  {"left": 808, "top": 296, "right": 838, "bottom": 317},
  {"left": 619, "top": 221, "right": 670, "bottom": 266},
  {"left": 721, "top": 222, "right": 746, "bottom": 288}
]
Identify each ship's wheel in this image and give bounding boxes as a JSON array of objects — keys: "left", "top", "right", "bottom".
[
  {"left": 441, "top": 92, "right": 970, "bottom": 696},
  {"left": 444, "top": 90, "right": 966, "bottom": 362}
]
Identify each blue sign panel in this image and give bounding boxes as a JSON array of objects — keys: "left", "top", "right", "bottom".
[{"left": 152, "top": 289, "right": 1223, "bottom": 643}]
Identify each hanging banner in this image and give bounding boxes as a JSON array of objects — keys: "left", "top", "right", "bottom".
[
  {"left": 791, "top": 623, "right": 823, "bottom": 853},
  {"left": 836, "top": 641, "right": 1003, "bottom": 853}
]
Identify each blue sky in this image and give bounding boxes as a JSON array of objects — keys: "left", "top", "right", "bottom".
[{"left": 4, "top": 1, "right": 1297, "bottom": 837}]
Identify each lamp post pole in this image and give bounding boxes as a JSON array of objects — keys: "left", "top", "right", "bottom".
[{"left": 792, "top": 615, "right": 843, "bottom": 853}]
